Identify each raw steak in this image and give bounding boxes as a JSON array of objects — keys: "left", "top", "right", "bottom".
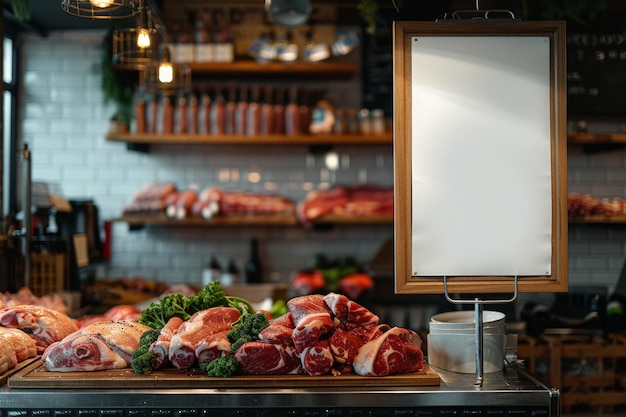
[
  {"left": 42, "top": 321, "right": 151, "bottom": 372},
  {"left": 235, "top": 341, "right": 302, "bottom": 375},
  {"left": 258, "top": 323, "right": 294, "bottom": 346},
  {"left": 353, "top": 327, "right": 424, "bottom": 377},
  {"left": 323, "top": 292, "right": 380, "bottom": 341},
  {"left": 196, "top": 330, "right": 231, "bottom": 364},
  {"left": 0, "top": 305, "right": 78, "bottom": 353},
  {"left": 287, "top": 294, "right": 334, "bottom": 353},
  {"left": 168, "top": 307, "right": 240, "bottom": 369},
  {"left": 149, "top": 316, "right": 184, "bottom": 369},
  {"left": 328, "top": 327, "right": 363, "bottom": 366},
  {"left": 300, "top": 339, "right": 334, "bottom": 376}
]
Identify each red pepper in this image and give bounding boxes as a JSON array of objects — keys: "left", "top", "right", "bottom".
[
  {"left": 290, "top": 269, "right": 326, "bottom": 295},
  {"left": 339, "top": 273, "right": 374, "bottom": 300}
]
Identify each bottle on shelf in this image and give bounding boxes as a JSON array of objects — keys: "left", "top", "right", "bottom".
[
  {"left": 273, "top": 87, "right": 286, "bottom": 135},
  {"left": 212, "top": 8, "right": 234, "bottom": 63},
  {"left": 175, "top": 20, "right": 194, "bottom": 63},
  {"left": 225, "top": 86, "right": 237, "bottom": 134},
  {"left": 285, "top": 86, "right": 300, "bottom": 135},
  {"left": 194, "top": 10, "right": 214, "bottom": 63},
  {"left": 235, "top": 86, "right": 248, "bottom": 135},
  {"left": 202, "top": 255, "right": 222, "bottom": 286},
  {"left": 222, "top": 258, "right": 240, "bottom": 286},
  {"left": 246, "top": 86, "right": 261, "bottom": 136},
  {"left": 260, "top": 86, "right": 275, "bottom": 135},
  {"left": 198, "top": 90, "right": 211, "bottom": 134},
  {"left": 174, "top": 93, "right": 188, "bottom": 134},
  {"left": 210, "top": 87, "right": 226, "bottom": 135},
  {"left": 244, "top": 238, "right": 263, "bottom": 284},
  {"left": 133, "top": 90, "right": 146, "bottom": 134},
  {"left": 187, "top": 92, "right": 199, "bottom": 134}
]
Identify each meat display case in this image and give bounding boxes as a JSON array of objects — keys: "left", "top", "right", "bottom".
[{"left": 0, "top": 363, "right": 559, "bottom": 417}]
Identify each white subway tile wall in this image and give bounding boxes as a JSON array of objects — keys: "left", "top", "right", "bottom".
[
  {"left": 19, "top": 31, "right": 626, "bottom": 298},
  {"left": 20, "top": 31, "right": 393, "bottom": 285}
]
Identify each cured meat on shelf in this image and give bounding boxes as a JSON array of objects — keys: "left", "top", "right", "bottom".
[
  {"left": 0, "top": 287, "right": 69, "bottom": 314},
  {"left": 297, "top": 184, "right": 393, "bottom": 224},
  {"left": 0, "top": 305, "right": 78, "bottom": 353},
  {"left": 194, "top": 187, "right": 295, "bottom": 219},
  {"left": 122, "top": 182, "right": 177, "bottom": 215},
  {"left": 42, "top": 321, "right": 151, "bottom": 372},
  {"left": 568, "top": 192, "right": 626, "bottom": 217}
]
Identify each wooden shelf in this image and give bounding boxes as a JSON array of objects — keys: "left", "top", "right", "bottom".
[
  {"left": 114, "top": 60, "right": 358, "bottom": 79},
  {"left": 112, "top": 213, "right": 393, "bottom": 228},
  {"left": 569, "top": 215, "right": 626, "bottom": 223},
  {"left": 105, "top": 133, "right": 393, "bottom": 146},
  {"left": 568, "top": 132, "right": 626, "bottom": 144}
]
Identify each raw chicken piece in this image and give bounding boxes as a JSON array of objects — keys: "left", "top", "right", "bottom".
[
  {"left": 42, "top": 320, "right": 151, "bottom": 372},
  {"left": 168, "top": 307, "right": 240, "bottom": 369},
  {"left": 149, "top": 316, "right": 184, "bottom": 369},
  {"left": 0, "top": 327, "right": 37, "bottom": 362},
  {"left": 0, "top": 305, "right": 78, "bottom": 353},
  {"left": 353, "top": 327, "right": 424, "bottom": 377}
]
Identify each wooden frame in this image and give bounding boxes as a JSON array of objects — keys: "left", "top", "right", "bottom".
[{"left": 393, "top": 21, "right": 568, "bottom": 294}]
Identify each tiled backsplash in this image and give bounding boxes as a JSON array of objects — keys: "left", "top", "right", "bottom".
[{"left": 19, "top": 30, "right": 626, "bottom": 301}]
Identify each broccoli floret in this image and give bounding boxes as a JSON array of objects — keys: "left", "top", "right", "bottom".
[
  {"left": 200, "top": 355, "right": 239, "bottom": 378},
  {"left": 192, "top": 282, "right": 255, "bottom": 316},
  {"left": 139, "top": 328, "right": 161, "bottom": 346},
  {"left": 227, "top": 312, "right": 270, "bottom": 354},
  {"left": 131, "top": 345, "right": 155, "bottom": 374},
  {"left": 138, "top": 292, "right": 193, "bottom": 329}
]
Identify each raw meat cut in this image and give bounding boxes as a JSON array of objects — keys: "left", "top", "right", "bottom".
[
  {"left": 323, "top": 292, "right": 379, "bottom": 340},
  {"left": 353, "top": 327, "right": 424, "bottom": 377},
  {"left": 168, "top": 307, "right": 240, "bottom": 369},
  {"left": 42, "top": 321, "right": 151, "bottom": 372},
  {"left": 258, "top": 324, "right": 294, "bottom": 346},
  {"left": 0, "top": 327, "right": 37, "bottom": 362},
  {"left": 300, "top": 339, "right": 334, "bottom": 376},
  {"left": 149, "top": 316, "right": 184, "bottom": 369},
  {"left": 0, "top": 342, "right": 17, "bottom": 373},
  {"left": 0, "top": 305, "right": 78, "bottom": 353},
  {"left": 195, "top": 330, "right": 231, "bottom": 364},
  {"left": 287, "top": 294, "right": 334, "bottom": 353},
  {"left": 328, "top": 327, "right": 362, "bottom": 366},
  {"left": 235, "top": 341, "right": 302, "bottom": 375},
  {"left": 270, "top": 312, "right": 294, "bottom": 328}
]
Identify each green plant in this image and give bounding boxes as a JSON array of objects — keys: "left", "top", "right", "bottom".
[
  {"left": 98, "top": 28, "right": 136, "bottom": 125},
  {"left": 5, "top": 0, "right": 30, "bottom": 21}
]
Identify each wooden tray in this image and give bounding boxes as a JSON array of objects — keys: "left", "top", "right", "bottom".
[
  {"left": 8, "top": 360, "right": 440, "bottom": 389},
  {"left": 0, "top": 357, "right": 40, "bottom": 388}
]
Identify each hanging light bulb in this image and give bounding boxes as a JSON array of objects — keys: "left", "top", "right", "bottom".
[
  {"left": 62, "top": 0, "right": 142, "bottom": 20},
  {"left": 158, "top": 46, "right": 174, "bottom": 83},
  {"left": 136, "top": 28, "right": 151, "bottom": 49},
  {"left": 90, "top": 0, "right": 114, "bottom": 7},
  {"left": 142, "top": 44, "right": 191, "bottom": 95}
]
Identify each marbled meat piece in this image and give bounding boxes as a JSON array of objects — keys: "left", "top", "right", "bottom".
[
  {"left": 258, "top": 323, "right": 294, "bottom": 346},
  {"left": 42, "top": 321, "right": 151, "bottom": 372},
  {"left": 353, "top": 327, "right": 424, "bottom": 377},
  {"left": 323, "top": 292, "right": 379, "bottom": 340},
  {"left": 0, "top": 305, "right": 78, "bottom": 353},
  {"left": 168, "top": 307, "right": 240, "bottom": 369},
  {"left": 328, "top": 327, "right": 363, "bottom": 366},
  {"left": 300, "top": 339, "right": 334, "bottom": 376},
  {"left": 149, "top": 316, "right": 184, "bottom": 369},
  {"left": 235, "top": 341, "right": 302, "bottom": 375},
  {"left": 196, "top": 330, "right": 231, "bottom": 364},
  {"left": 287, "top": 294, "right": 334, "bottom": 353}
]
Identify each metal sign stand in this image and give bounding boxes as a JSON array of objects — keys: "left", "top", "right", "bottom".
[{"left": 443, "top": 275, "right": 518, "bottom": 387}]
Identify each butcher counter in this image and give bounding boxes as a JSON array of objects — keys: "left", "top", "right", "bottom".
[{"left": 0, "top": 362, "right": 559, "bottom": 417}]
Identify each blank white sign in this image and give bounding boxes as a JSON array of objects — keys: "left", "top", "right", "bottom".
[{"left": 410, "top": 36, "right": 552, "bottom": 277}]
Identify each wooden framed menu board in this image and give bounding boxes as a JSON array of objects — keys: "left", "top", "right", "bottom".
[{"left": 393, "top": 21, "right": 568, "bottom": 294}]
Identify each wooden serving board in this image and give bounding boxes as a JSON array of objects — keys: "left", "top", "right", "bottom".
[
  {"left": 8, "top": 360, "right": 440, "bottom": 389},
  {"left": 0, "top": 357, "right": 41, "bottom": 388}
]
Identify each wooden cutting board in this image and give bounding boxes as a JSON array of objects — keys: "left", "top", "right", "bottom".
[
  {"left": 8, "top": 359, "right": 440, "bottom": 389},
  {"left": 0, "top": 357, "right": 40, "bottom": 388}
]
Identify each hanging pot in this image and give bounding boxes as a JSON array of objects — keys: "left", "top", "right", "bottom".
[{"left": 265, "top": 0, "right": 312, "bottom": 28}]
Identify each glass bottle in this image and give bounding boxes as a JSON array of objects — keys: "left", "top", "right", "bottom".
[
  {"left": 202, "top": 255, "right": 222, "bottom": 286},
  {"left": 245, "top": 238, "right": 263, "bottom": 284}
]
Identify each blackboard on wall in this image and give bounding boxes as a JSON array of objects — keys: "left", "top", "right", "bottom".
[{"left": 567, "top": 13, "right": 626, "bottom": 118}]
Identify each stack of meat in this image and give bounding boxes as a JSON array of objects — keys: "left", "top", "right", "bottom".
[
  {"left": 237, "top": 292, "right": 423, "bottom": 376},
  {"left": 0, "top": 304, "right": 78, "bottom": 374},
  {"left": 0, "top": 287, "right": 69, "bottom": 314},
  {"left": 297, "top": 184, "right": 394, "bottom": 224},
  {"left": 568, "top": 192, "right": 626, "bottom": 217},
  {"left": 101, "top": 293, "right": 421, "bottom": 377}
]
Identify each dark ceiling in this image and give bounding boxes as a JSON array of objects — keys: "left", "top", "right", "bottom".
[{"left": 25, "top": 0, "right": 114, "bottom": 33}]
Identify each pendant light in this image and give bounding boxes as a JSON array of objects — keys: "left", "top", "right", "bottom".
[
  {"left": 142, "top": 44, "right": 191, "bottom": 96},
  {"left": 62, "top": 0, "right": 143, "bottom": 20},
  {"left": 112, "top": 6, "right": 161, "bottom": 64}
]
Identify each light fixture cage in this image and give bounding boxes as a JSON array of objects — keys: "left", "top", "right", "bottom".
[
  {"left": 62, "top": 0, "right": 142, "bottom": 20},
  {"left": 112, "top": 8, "right": 161, "bottom": 64},
  {"left": 141, "top": 47, "right": 192, "bottom": 96}
]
